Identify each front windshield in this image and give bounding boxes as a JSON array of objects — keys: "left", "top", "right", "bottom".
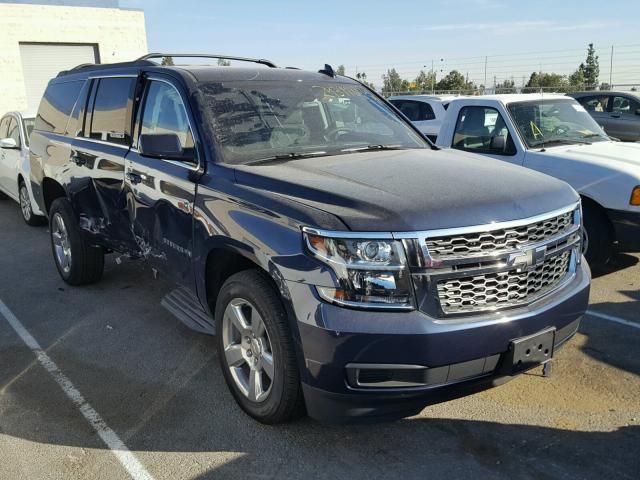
[
  {"left": 22, "top": 118, "right": 35, "bottom": 146},
  {"left": 197, "top": 80, "right": 428, "bottom": 164},
  {"left": 507, "top": 98, "right": 610, "bottom": 148}
]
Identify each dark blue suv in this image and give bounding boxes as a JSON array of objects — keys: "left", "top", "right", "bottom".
[{"left": 29, "top": 54, "right": 590, "bottom": 423}]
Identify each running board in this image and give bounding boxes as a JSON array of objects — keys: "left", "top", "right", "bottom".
[{"left": 161, "top": 288, "right": 215, "bottom": 335}]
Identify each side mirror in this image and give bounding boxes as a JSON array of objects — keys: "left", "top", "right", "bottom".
[
  {"left": 490, "top": 135, "right": 506, "bottom": 152},
  {"left": 0, "top": 138, "right": 18, "bottom": 149},
  {"left": 139, "top": 133, "right": 189, "bottom": 160}
]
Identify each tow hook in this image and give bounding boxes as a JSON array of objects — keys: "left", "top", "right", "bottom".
[{"left": 542, "top": 360, "right": 553, "bottom": 377}]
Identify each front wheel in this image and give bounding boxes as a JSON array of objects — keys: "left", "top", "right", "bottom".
[
  {"left": 582, "top": 201, "right": 613, "bottom": 271},
  {"left": 215, "top": 269, "right": 304, "bottom": 424},
  {"left": 19, "top": 181, "right": 45, "bottom": 226},
  {"left": 49, "top": 198, "right": 104, "bottom": 285}
]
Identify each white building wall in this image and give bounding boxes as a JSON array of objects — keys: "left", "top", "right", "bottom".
[{"left": 0, "top": 2, "right": 147, "bottom": 114}]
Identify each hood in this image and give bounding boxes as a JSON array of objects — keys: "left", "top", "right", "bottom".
[
  {"left": 542, "top": 141, "right": 640, "bottom": 176},
  {"left": 234, "top": 149, "right": 579, "bottom": 232}
]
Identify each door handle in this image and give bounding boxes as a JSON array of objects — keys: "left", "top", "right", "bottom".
[
  {"left": 126, "top": 172, "right": 143, "bottom": 185},
  {"left": 610, "top": 113, "right": 621, "bottom": 118},
  {"left": 71, "top": 155, "right": 86, "bottom": 166}
]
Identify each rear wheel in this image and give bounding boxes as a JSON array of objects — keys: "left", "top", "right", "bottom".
[
  {"left": 582, "top": 200, "right": 613, "bottom": 271},
  {"left": 19, "top": 180, "right": 45, "bottom": 226},
  {"left": 49, "top": 198, "right": 104, "bottom": 285},
  {"left": 215, "top": 269, "right": 304, "bottom": 424}
]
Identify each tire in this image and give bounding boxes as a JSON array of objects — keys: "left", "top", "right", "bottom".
[
  {"left": 215, "top": 269, "right": 304, "bottom": 424},
  {"left": 49, "top": 198, "right": 104, "bottom": 285},
  {"left": 0, "top": 189, "right": 7, "bottom": 200},
  {"left": 582, "top": 200, "right": 613, "bottom": 271},
  {"left": 19, "top": 180, "right": 45, "bottom": 226}
]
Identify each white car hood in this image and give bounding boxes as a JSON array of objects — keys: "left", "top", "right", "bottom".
[{"left": 545, "top": 141, "right": 640, "bottom": 176}]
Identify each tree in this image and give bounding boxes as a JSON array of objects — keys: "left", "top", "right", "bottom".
[
  {"left": 161, "top": 56, "right": 174, "bottom": 66},
  {"left": 435, "top": 70, "right": 477, "bottom": 93},
  {"left": 435, "top": 70, "right": 466, "bottom": 91},
  {"left": 336, "top": 64, "right": 346, "bottom": 76},
  {"left": 217, "top": 58, "right": 231, "bottom": 66},
  {"left": 524, "top": 71, "right": 568, "bottom": 91},
  {"left": 356, "top": 72, "right": 375, "bottom": 89},
  {"left": 599, "top": 82, "right": 611, "bottom": 91},
  {"left": 414, "top": 70, "right": 437, "bottom": 92},
  {"left": 568, "top": 66, "right": 586, "bottom": 88},
  {"left": 495, "top": 79, "right": 517, "bottom": 94},
  {"left": 583, "top": 43, "right": 599, "bottom": 88},
  {"left": 382, "top": 68, "right": 408, "bottom": 94}
]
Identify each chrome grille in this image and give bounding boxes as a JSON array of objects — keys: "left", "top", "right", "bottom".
[
  {"left": 425, "top": 211, "right": 574, "bottom": 260},
  {"left": 436, "top": 250, "right": 572, "bottom": 315}
]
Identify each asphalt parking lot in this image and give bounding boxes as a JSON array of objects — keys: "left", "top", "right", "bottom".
[{"left": 0, "top": 199, "right": 638, "bottom": 480}]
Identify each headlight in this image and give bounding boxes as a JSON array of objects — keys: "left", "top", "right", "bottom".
[{"left": 303, "top": 228, "right": 415, "bottom": 310}]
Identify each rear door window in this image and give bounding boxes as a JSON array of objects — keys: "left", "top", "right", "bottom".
[
  {"left": 612, "top": 96, "right": 640, "bottom": 115},
  {"left": 391, "top": 100, "right": 436, "bottom": 121},
  {"left": 34, "top": 81, "right": 84, "bottom": 133},
  {"left": 89, "top": 77, "right": 135, "bottom": 145}
]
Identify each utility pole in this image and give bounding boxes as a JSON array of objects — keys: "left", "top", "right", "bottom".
[
  {"left": 609, "top": 45, "right": 614, "bottom": 89},
  {"left": 483, "top": 56, "right": 488, "bottom": 94},
  {"left": 431, "top": 59, "right": 435, "bottom": 93}
]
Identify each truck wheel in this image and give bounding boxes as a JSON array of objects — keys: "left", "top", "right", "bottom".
[
  {"left": 49, "top": 198, "right": 104, "bottom": 285},
  {"left": 19, "top": 180, "right": 45, "bottom": 226},
  {"left": 216, "top": 269, "right": 304, "bottom": 424},
  {"left": 582, "top": 201, "right": 613, "bottom": 271}
]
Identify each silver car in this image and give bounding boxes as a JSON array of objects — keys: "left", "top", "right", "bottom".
[
  {"left": 0, "top": 111, "right": 45, "bottom": 225},
  {"left": 568, "top": 91, "right": 640, "bottom": 142}
]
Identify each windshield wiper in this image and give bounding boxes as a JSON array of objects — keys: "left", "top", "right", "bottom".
[
  {"left": 532, "top": 138, "right": 592, "bottom": 149},
  {"left": 340, "top": 144, "right": 406, "bottom": 153},
  {"left": 246, "top": 151, "right": 328, "bottom": 165}
]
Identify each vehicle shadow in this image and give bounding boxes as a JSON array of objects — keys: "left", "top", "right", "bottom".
[
  {"left": 1, "top": 341, "right": 638, "bottom": 480},
  {"left": 591, "top": 252, "right": 639, "bottom": 278}
]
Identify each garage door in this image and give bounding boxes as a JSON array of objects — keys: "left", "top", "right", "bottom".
[{"left": 19, "top": 43, "right": 98, "bottom": 111}]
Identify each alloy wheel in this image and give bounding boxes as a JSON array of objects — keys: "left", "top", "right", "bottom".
[
  {"left": 221, "top": 298, "right": 275, "bottom": 403},
  {"left": 52, "top": 213, "right": 72, "bottom": 274},
  {"left": 19, "top": 185, "right": 31, "bottom": 222}
]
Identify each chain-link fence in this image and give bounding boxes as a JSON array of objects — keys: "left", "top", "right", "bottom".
[{"left": 347, "top": 43, "right": 640, "bottom": 95}]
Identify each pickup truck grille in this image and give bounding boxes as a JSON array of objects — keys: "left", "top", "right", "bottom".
[
  {"left": 425, "top": 211, "right": 573, "bottom": 260},
  {"left": 402, "top": 205, "right": 582, "bottom": 318},
  {"left": 436, "top": 250, "right": 572, "bottom": 314}
]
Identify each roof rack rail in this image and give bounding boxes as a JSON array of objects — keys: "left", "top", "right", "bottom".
[{"left": 137, "top": 53, "right": 278, "bottom": 68}]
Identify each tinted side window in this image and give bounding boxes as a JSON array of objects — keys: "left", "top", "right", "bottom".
[
  {"left": 578, "top": 95, "right": 609, "bottom": 112},
  {"left": 7, "top": 118, "right": 21, "bottom": 146},
  {"left": 0, "top": 117, "right": 9, "bottom": 138},
  {"left": 612, "top": 96, "right": 640, "bottom": 114},
  {"left": 89, "top": 77, "right": 135, "bottom": 145},
  {"left": 140, "top": 81, "right": 195, "bottom": 154},
  {"left": 452, "top": 106, "right": 516, "bottom": 156},
  {"left": 66, "top": 80, "right": 92, "bottom": 137},
  {"left": 391, "top": 100, "right": 435, "bottom": 121},
  {"left": 34, "top": 81, "right": 84, "bottom": 133}
]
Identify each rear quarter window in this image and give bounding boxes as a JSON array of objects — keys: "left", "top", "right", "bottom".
[{"left": 34, "top": 81, "right": 84, "bottom": 133}]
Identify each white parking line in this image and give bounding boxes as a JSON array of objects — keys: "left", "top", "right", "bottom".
[
  {"left": 0, "top": 300, "right": 155, "bottom": 480},
  {"left": 586, "top": 310, "right": 640, "bottom": 330}
]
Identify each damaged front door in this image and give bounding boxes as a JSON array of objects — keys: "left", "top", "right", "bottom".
[{"left": 124, "top": 76, "right": 200, "bottom": 289}]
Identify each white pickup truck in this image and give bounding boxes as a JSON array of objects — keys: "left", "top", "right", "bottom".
[{"left": 436, "top": 94, "right": 640, "bottom": 269}]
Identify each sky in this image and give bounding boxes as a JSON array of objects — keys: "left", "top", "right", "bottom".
[{"left": 120, "top": 0, "right": 640, "bottom": 88}]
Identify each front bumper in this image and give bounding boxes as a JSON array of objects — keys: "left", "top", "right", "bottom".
[
  {"left": 285, "top": 260, "right": 590, "bottom": 423},
  {"left": 608, "top": 209, "right": 640, "bottom": 251}
]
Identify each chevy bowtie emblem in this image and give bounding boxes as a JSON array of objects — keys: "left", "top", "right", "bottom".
[{"left": 507, "top": 246, "right": 547, "bottom": 271}]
